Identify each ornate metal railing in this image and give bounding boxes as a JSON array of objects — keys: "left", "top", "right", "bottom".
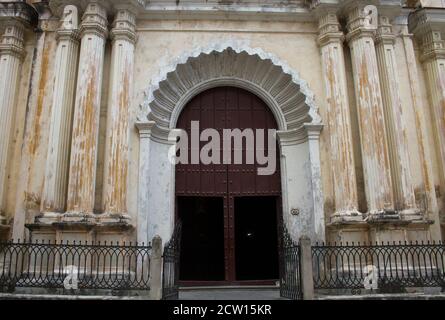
[
  {"left": 279, "top": 225, "right": 303, "bottom": 300},
  {"left": 312, "top": 241, "right": 445, "bottom": 293},
  {"left": 0, "top": 241, "right": 152, "bottom": 292},
  {"left": 162, "top": 221, "right": 182, "bottom": 300}
]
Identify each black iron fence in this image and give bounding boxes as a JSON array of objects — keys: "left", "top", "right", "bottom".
[
  {"left": 0, "top": 241, "right": 152, "bottom": 292},
  {"left": 162, "top": 221, "right": 182, "bottom": 300},
  {"left": 312, "top": 241, "right": 445, "bottom": 293},
  {"left": 279, "top": 226, "right": 303, "bottom": 300}
]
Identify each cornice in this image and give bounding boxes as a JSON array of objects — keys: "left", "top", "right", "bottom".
[
  {"left": 0, "top": 1, "right": 39, "bottom": 28},
  {"left": 408, "top": 8, "right": 445, "bottom": 62}
]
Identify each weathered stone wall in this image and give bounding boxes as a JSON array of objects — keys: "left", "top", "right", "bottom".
[{"left": 0, "top": 0, "right": 443, "bottom": 244}]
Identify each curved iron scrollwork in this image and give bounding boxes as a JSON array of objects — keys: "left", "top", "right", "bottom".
[
  {"left": 162, "top": 221, "right": 182, "bottom": 300},
  {"left": 279, "top": 223, "right": 303, "bottom": 300},
  {"left": 0, "top": 241, "right": 152, "bottom": 293},
  {"left": 312, "top": 241, "right": 445, "bottom": 293}
]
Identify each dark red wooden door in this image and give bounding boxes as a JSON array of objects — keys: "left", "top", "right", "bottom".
[{"left": 175, "top": 86, "right": 281, "bottom": 283}]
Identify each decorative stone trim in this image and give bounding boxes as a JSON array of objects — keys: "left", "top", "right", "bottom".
[
  {"left": 0, "top": 22, "right": 25, "bottom": 59},
  {"left": 138, "top": 43, "right": 321, "bottom": 143},
  {"left": 79, "top": 2, "right": 108, "bottom": 39},
  {"left": 0, "top": 1, "right": 38, "bottom": 27},
  {"left": 110, "top": 8, "right": 137, "bottom": 44}
]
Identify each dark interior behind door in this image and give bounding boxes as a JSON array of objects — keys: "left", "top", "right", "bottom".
[
  {"left": 234, "top": 196, "right": 279, "bottom": 281},
  {"left": 178, "top": 196, "right": 225, "bottom": 281}
]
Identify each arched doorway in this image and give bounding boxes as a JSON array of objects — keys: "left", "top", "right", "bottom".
[{"left": 175, "top": 86, "right": 281, "bottom": 285}]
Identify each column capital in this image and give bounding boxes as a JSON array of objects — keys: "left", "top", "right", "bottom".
[
  {"left": 345, "top": 4, "right": 378, "bottom": 43},
  {"left": 79, "top": 2, "right": 108, "bottom": 39},
  {"left": 0, "top": 22, "right": 25, "bottom": 59},
  {"left": 110, "top": 8, "right": 137, "bottom": 44},
  {"left": 316, "top": 9, "right": 345, "bottom": 47},
  {"left": 57, "top": 29, "right": 81, "bottom": 43},
  {"left": 136, "top": 121, "right": 156, "bottom": 139},
  {"left": 56, "top": 4, "right": 81, "bottom": 43},
  {"left": 409, "top": 8, "right": 445, "bottom": 62},
  {"left": 376, "top": 15, "right": 396, "bottom": 45}
]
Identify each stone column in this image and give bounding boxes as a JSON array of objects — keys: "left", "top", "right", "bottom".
[
  {"left": 410, "top": 13, "right": 445, "bottom": 204},
  {"left": 0, "top": 22, "right": 25, "bottom": 223},
  {"left": 375, "top": 15, "right": 419, "bottom": 216},
  {"left": 400, "top": 14, "right": 440, "bottom": 237},
  {"left": 102, "top": 8, "right": 136, "bottom": 218},
  {"left": 317, "top": 10, "right": 360, "bottom": 220},
  {"left": 345, "top": 4, "right": 395, "bottom": 215},
  {"left": 40, "top": 6, "right": 80, "bottom": 216},
  {"left": 66, "top": 2, "right": 108, "bottom": 215}
]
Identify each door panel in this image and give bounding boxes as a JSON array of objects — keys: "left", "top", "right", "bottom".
[{"left": 175, "top": 86, "right": 281, "bottom": 283}]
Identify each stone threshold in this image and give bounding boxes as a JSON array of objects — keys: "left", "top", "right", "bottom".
[
  {"left": 180, "top": 285, "right": 279, "bottom": 291},
  {"left": 316, "top": 293, "right": 445, "bottom": 300}
]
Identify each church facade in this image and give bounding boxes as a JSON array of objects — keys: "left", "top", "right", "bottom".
[{"left": 0, "top": 0, "right": 445, "bottom": 284}]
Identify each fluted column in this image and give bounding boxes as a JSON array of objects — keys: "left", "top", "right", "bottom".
[
  {"left": 411, "top": 18, "right": 445, "bottom": 202},
  {"left": 346, "top": 4, "right": 395, "bottom": 215},
  {"left": 317, "top": 10, "right": 360, "bottom": 220},
  {"left": 66, "top": 2, "right": 108, "bottom": 214},
  {"left": 0, "top": 22, "right": 25, "bottom": 221},
  {"left": 400, "top": 16, "right": 439, "bottom": 226},
  {"left": 375, "top": 16, "right": 419, "bottom": 216},
  {"left": 41, "top": 6, "right": 80, "bottom": 215},
  {"left": 102, "top": 8, "right": 136, "bottom": 217}
]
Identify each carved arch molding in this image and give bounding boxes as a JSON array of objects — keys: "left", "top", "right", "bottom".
[
  {"left": 136, "top": 44, "right": 325, "bottom": 243},
  {"left": 138, "top": 45, "right": 322, "bottom": 141}
]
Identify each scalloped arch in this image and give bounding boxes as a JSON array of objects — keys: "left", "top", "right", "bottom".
[{"left": 139, "top": 43, "right": 321, "bottom": 141}]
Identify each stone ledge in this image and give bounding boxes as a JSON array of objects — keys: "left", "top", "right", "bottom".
[
  {"left": 26, "top": 221, "right": 134, "bottom": 233},
  {"left": 316, "top": 292, "right": 445, "bottom": 300}
]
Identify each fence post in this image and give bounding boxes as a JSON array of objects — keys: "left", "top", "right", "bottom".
[
  {"left": 299, "top": 236, "right": 314, "bottom": 300},
  {"left": 149, "top": 235, "right": 163, "bottom": 300}
]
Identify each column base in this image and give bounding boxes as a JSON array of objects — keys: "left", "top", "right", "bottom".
[
  {"left": 365, "top": 209, "right": 401, "bottom": 223},
  {"left": 328, "top": 209, "right": 365, "bottom": 225},
  {"left": 399, "top": 208, "right": 424, "bottom": 222},
  {"left": 97, "top": 212, "right": 131, "bottom": 224},
  {"left": 35, "top": 212, "right": 62, "bottom": 224},
  {"left": 0, "top": 214, "right": 10, "bottom": 241},
  {"left": 327, "top": 209, "right": 436, "bottom": 244},
  {"left": 26, "top": 212, "right": 135, "bottom": 244}
]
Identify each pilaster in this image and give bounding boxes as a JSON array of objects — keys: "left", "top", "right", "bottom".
[
  {"left": 0, "top": 21, "right": 26, "bottom": 230},
  {"left": 102, "top": 8, "right": 136, "bottom": 219},
  {"left": 409, "top": 8, "right": 445, "bottom": 240},
  {"left": 375, "top": 15, "right": 420, "bottom": 217},
  {"left": 345, "top": 3, "right": 395, "bottom": 216},
  {"left": 40, "top": 5, "right": 81, "bottom": 216},
  {"left": 316, "top": 7, "right": 361, "bottom": 222},
  {"left": 66, "top": 1, "right": 108, "bottom": 216}
]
